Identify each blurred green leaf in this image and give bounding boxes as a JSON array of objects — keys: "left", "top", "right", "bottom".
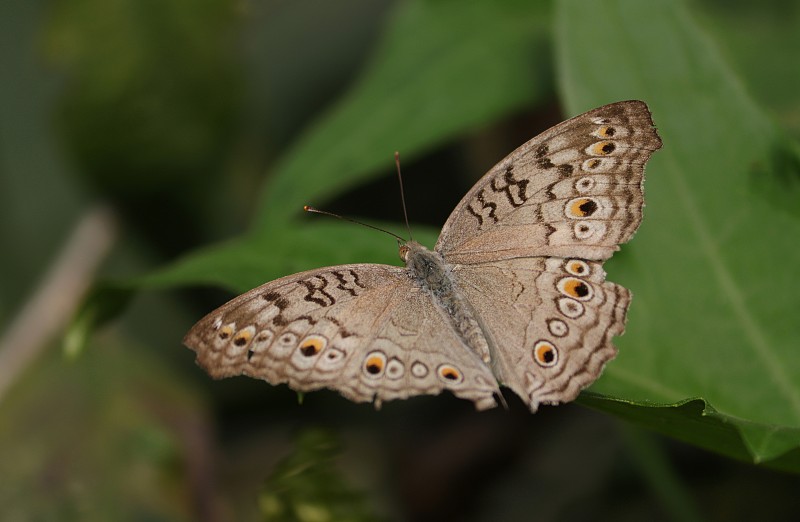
[
  {"left": 259, "top": 429, "right": 382, "bottom": 522},
  {"left": 692, "top": 0, "right": 800, "bottom": 138},
  {"left": 139, "top": 223, "right": 439, "bottom": 295},
  {"left": 64, "top": 282, "right": 134, "bottom": 358},
  {"left": 121, "top": 0, "right": 552, "bottom": 296},
  {"left": 74, "top": 0, "right": 552, "bottom": 299},
  {"left": 253, "top": 0, "right": 552, "bottom": 229},
  {"left": 579, "top": 395, "right": 800, "bottom": 472},
  {"left": 43, "top": 0, "right": 240, "bottom": 192},
  {"left": 0, "top": 337, "right": 210, "bottom": 520},
  {"left": 559, "top": 0, "right": 800, "bottom": 466}
]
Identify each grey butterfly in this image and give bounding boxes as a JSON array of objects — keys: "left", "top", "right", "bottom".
[{"left": 183, "top": 100, "right": 662, "bottom": 412}]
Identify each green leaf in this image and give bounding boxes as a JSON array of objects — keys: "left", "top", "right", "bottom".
[
  {"left": 558, "top": 0, "right": 800, "bottom": 466},
  {"left": 135, "top": 0, "right": 553, "bottom": 295},
  {"left": 258, "top": 429, "right": 382, "bottom": 522},
  {"left": 578, "top": 395, "right": 800, "bottom": 472},
  {"left": 252, "top": 0, "right": 552, "bottom": 230},
  {"left": 139, "top": 223, "right": 438, "bottom": 294},
  {"left": 690, "top": 1, "right": 800, "bottom": 138},
  {"left": 64, "top": 282, "right": 134, "bottom": 358}
]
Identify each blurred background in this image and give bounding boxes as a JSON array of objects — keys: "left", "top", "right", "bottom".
[{"left": 2, "top": 0, "right": 799, "bottom": 520}]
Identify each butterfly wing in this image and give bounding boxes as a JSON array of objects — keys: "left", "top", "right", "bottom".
[
  {"left": 454, "top": 258, "right": 629, "bottom": 411},
  {"left": 436, "top": 100, "right": 661, "bottom": 264},
  {"left": 183, "top": 264, "right": 499, "bottom": 409},
  {"left": 436, "top": 101, "right": 661, "bottom": 410}
]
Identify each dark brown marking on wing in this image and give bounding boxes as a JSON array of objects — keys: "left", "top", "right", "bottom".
[
  {"left": 476, "top": 189, "right": 499, "bottom": 224},
  {"left": 538, "top": 157, "right": 555, "bottom": 169},
  {"left": 466, "top": 204, "right": 484, "bottom": 226},
  {"left": 331, "top": 270, "right": 359, "bottom": 297},
  {"left": 490, "top": 166, "right": 529, "bottom": 208},
  {"left": 545, "top": 182, "right": 557, "bottom": 201},
  {"left": 557, "top": 164, "right": 574, "bottom": 177},
  {"left": 263, "top": 291, "right": 289, "bottom": 312},
  {"left": 326, "top": 316, "right": 354, "bottom": 338},
  {"left": 300, "top": 275, "right": 336, "bottom": 307},
  {"left": 262, "top": 291, "right": 290, "bottom": 326}
]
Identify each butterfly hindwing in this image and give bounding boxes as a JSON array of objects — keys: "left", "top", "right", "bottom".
[{"left": 453, "top": 257, "right": 629, "bottom": 411}]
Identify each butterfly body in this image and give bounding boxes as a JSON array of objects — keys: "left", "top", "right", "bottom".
[
  {"left": 401, "top": 240, "right": 493, "bottom": 366},
  {"left": 184, "top": 101, "right": 662, "bottom": 412}
]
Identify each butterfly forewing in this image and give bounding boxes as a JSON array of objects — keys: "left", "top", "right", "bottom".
[
  {"left": 436, "top": 100, "right": 662, "bottom": 264},
  {"left": 183, "top": 264, "right": 499, "bottom": 409}
]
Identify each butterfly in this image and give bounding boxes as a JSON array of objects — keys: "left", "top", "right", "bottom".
[{"left": 183, "top": 100, "right": 662, "bottom": 412}]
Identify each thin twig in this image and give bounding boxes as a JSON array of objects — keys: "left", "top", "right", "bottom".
[{"left": 0, "top": 204, "right": 117, "bottom": 403}]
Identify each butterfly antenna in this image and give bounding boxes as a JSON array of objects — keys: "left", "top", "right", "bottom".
[
  {"left": 395, "top": 151, "right": 413, "bottom": 241},
  {"left": 303, "top": 206, "right": 405, "bottom": 243}
]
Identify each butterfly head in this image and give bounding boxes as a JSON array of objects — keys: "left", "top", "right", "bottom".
[
  {"left": 398, "top": 240, "right": 427, "bottom": 263},
  {"left": 398, "top": 243, "right": 411, "bottom": 262}
]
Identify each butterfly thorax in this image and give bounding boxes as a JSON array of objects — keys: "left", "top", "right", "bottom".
[{"left": 400, "top": 241, "right": 493, "bottom": 365}]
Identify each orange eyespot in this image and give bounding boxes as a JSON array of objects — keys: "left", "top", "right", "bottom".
[
  {"left": 219, "top": 324, "right": 234, "bottom": 340},
  {"left": 568, "top": 198, "right": 598, "bottom": 218},
  {"left": 559, "top": 277, "right": 591, "bottom": 300},
  {"left": 442, "top": 369, "right": 459, "bottom": 380},
  {"left": 366, "top": 357, "right": 383, "bottom": 373},
  {"left": 585, "top": 159, "right": 601, "bottom": 170},
  {"left": 299, "top": 335, "right": 326, "bottom": 357},
  {"left": 233, "top": 329, "right": 254, "bottom": 347},
  {"left": 566, "top": 260, "right": 589, "bottom": 276},
  {"left": 590, "top": 141, "right": 616, "bottom": 156},
  {"left": 533, "top": 341, "right": 558, "bottom": 367},
  {"left": 364, "top": 352, "right": 387, "bottom": 376},
  {"left": 596, "top": 125, "right": 616, "bottom": 138},
  {"left": 437, "top": 364, "right": 463, "bottom": 383}
]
